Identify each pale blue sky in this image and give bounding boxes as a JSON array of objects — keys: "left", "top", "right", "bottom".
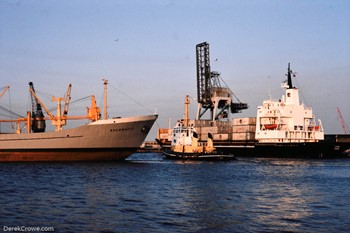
[{"left": 1, "top": 0, "right": 349, "bottom": 138}]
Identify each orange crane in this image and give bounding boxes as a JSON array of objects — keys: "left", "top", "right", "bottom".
[
  {"left": 336, "top": 107, "right": 349, "bottom": 134},
  {"left": 0, "top": 83, "right": 101, "bottom": 133}
]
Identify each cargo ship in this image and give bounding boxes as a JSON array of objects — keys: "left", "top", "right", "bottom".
[
  {"left": 157, "top": 42, "right": 350, "bottom": 158},
  {"left": 0, "top": 80, "right": 157, "bottom": 161}
]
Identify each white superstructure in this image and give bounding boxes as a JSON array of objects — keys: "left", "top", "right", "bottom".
[{"left": 255, "top": 64, "right": 324, "bottom": 143}]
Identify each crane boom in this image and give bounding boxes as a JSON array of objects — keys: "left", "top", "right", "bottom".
[
  {"left": 0, "top": 86, "right": 10, "bottom": 99},
  {"left": 336, "top": 107, "right": 349, "bottom": 134},
  {"left": 63, "top": 84, "right": 72, "bottom": 117},
  {"left": 28, "top": 86, "right": 55, "bottom": 120}
]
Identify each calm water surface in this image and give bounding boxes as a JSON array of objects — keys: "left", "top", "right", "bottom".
[{"left": 0, "top": 153, "right": 350, "bottom": 232}]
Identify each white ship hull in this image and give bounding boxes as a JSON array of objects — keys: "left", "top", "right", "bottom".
[{"left": 0, "top": 115, "right": 157, "bottom": 161}]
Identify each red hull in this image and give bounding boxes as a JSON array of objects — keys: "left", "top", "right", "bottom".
[{"left": 0, "top": 148, "right": 135, "bottom": 162}]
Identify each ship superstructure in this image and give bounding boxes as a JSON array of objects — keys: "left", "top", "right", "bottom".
[{"left": 255, "top": 63, "right": 324, "bottom": 143}]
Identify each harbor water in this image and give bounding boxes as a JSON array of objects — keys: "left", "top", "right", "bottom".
[{"left": 1, "top": 153, "right": 350, "bottom": 232}]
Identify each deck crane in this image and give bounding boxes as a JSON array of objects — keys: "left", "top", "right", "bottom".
[
  {"left": 29, "top": 82, "right": 46, "bottom": 132},
  {"left": 63, "top": 84, "right": 72, "bottom": 117},
  {"left": 0, "top": 86, "right": 10, "bottom": 99},
  {"left": 1, "top": 82, "right": 101, "bottom": 134},
  {"left": 29, "top": 83, "right": 75, "bottom": 132},
  {"left": 196, "top": 42, "right": 248, "bottom": 121},
  {"left": 336, "top": 107, "right": 349, "bottom": 134}
]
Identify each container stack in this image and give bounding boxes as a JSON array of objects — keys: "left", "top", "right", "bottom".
[
  {"left": 231, "top": 117, "right": 256, "bottom": 141},
  {"left": 191, "top": 120, "right": 231, "bottom": 141},
  {"left": 157, "top": 128, "right": 171, "bottom": 143}
]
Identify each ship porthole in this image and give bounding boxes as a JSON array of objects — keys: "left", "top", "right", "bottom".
[{"left": 141, "top": 126, "right": 149, "bottom": 133}]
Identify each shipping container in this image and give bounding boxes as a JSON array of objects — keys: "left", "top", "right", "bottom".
[{"left": 232, "top": 117, "right": 256, "bottom": 126}]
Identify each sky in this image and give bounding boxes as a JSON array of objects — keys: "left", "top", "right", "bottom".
[{"left": 0, "top": 0, "right": 349, "bottom": 139}]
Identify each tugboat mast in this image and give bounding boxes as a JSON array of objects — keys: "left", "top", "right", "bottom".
[{"left": 184, "top": 95, "right": 190, "bottom": 127}]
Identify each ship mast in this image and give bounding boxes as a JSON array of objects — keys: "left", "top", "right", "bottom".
[
  {"left": 286, "top": 62, "right": 294, "bottom": 89},
  {"left": 103, "top": 79, "right": 108, "bottom": 120},
  {"left": 184, "top": 95, "right": 190, "bottom": 127}
]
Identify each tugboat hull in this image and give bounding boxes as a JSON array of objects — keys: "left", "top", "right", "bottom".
[{"left": 163, "top": 150, "right": 236, "bottom": 161}]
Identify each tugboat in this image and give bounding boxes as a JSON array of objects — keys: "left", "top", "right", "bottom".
[{"left": 157, "top": 95, "right": 235, "bottom": 161}]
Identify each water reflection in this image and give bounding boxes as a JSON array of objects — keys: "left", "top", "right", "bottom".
[
  {"left": 246, "top": 158, "right": 333, "bottom": 232},
  {"left": 0, "top": 155, "right": 350, "bottom": 232}
]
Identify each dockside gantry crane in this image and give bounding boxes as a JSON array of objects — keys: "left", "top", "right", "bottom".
[{"left": 196, "top": 42, "right": 248, "bottom": 121}]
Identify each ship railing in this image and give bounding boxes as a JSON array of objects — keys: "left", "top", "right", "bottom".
[{"left": 307, "top": 121, "right": 323, "bottom": 132}]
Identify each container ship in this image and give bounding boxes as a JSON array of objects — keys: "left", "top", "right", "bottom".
[
  {"left": 0, "top": 80, "right": 157, "bottom": 161},
  {"left": 157, "top": 42, "right": 350, "bottom": 158}
]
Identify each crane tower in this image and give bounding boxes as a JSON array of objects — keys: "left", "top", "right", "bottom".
[{"left": 196, "top": 42, "right": 248, "bottom": 121}]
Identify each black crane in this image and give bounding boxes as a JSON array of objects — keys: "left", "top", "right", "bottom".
[
  {"left": 196, "top": 42, "right": 248, "bottom": 120},
  {"left": 29, "top": 82, "right": 46, "bottom": 132}
]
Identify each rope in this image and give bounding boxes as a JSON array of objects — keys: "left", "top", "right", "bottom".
[
  {"left": 47, "top": 95, "right": 92, "bottom": 112},
  {"left": 219, "top": 76, "right": 243, "bottom": 103},
  {"left": 108, "top": 83, "right": 154, "bottom": 114}
]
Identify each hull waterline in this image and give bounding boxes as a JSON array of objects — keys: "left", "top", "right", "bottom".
[{"left": 162, "top": 149, "right": 236, "bottom": 161}]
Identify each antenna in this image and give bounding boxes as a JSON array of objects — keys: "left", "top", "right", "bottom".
[{"left": 268, "top": 76, "right": 271, "bottom": 100}]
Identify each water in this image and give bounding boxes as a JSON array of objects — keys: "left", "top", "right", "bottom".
[{"left": 1, "top": 153, "right": 350, "bottom": 233}]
